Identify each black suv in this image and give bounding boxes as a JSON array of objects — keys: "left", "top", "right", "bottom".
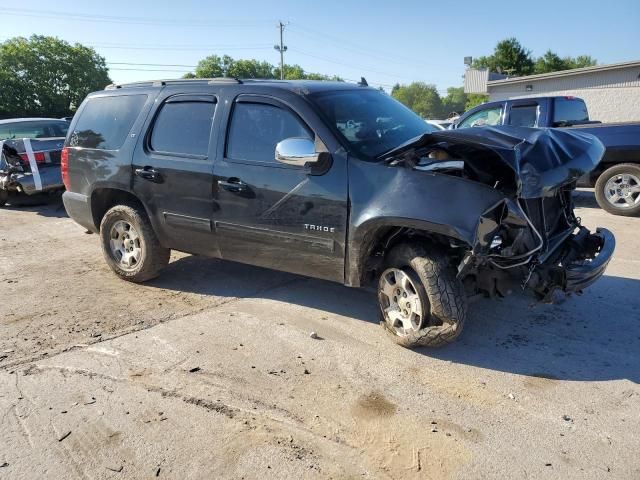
[{"left": 62, "top": 79, "right": 614, "bottom": 347}]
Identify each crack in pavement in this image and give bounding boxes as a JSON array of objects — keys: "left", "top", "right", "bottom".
[{"left": 1, "top": 276, "right": 303, "bottom": 371}]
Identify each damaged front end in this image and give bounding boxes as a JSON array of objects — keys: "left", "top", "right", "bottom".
[{"left": 383, "top": 126, "right": 615, "bottom": 300}]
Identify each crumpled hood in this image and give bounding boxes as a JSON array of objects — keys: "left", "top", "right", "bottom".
[{"left": 382, "top": 126, "right": 605, "bottom": 198}]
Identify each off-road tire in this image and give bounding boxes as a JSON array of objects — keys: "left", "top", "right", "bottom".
[
  {"left": 595, "top": 163, "right": 640, "bottom": 217},
  {"left": 380, "top": 243, "right": 467, "bottom": 348},
  {"left": 99, "top": 203, "right": 170, "bottom": 282},
  {"left": 0, "top": 189, "right": 7, "bottom": 206}
]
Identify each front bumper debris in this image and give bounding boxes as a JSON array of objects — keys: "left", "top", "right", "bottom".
[
  {"left": 528, "top": 227, "right": 615, "bottom": 299},
  {"left": 564, "top": 228, "right": 615, "bottom": 292}
]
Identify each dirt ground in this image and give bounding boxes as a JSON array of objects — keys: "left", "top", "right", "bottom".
[{"left": 1, "top": 191, "right": 639, "bottom": 479}]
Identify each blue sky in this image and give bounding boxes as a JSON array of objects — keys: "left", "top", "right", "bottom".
[{"left": 1, "top": 0, "right": 638, "bottom": 92}]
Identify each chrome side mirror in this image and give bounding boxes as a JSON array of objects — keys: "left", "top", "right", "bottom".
[{"left": 275, "top": 138, "right": 319, "bottom": 167}]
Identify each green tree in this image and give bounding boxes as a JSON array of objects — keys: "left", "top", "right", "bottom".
[
  {"left": 281, "top": 64, "right": 342, "bottom": 80},
  {"left": 188, "top": 54, "right": 342, "bottom": 81},
  {"left": 392, "top": 82, "right": 443, "bottom": 118},
  {"left": 192, "top": 54, "right": 225, "bottom": 78},
  {"left": 534, "top": 50, "right": 597, "bottom": 74},
  {"left": 0, "top": 35, "right": 111, "bottom": 118},
  {"left": 533, "top": 50, "right": 565, "bottom": 74},
  {"left": 563, "top": 55, "right": 597, "bottom": 70},
  {"left": 227, "top": 59, "right": 274, "bottom": 79},
  {"left": 472, "top": 38, "right": 534, "bottom": 76},
  {"left": 441, "top": 87, "right": 467, "bottom": 116},
  {"left": 465, "top": 94, "right": 489, "bottom": 110}
]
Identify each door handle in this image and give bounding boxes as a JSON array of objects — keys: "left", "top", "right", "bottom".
[
  {"left": 218, "top": 177, "right": 248, "bottom": 193},
  {"left": 135, "top": 166, "right": 162, "bottom": 183}
]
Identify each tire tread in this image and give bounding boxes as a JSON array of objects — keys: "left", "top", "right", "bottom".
[
  {"left": 382, "top": 243, "right": 467, "bottom": 348},
  {"left": 99, "top": 202, "right": 170, "bottom": 282}
]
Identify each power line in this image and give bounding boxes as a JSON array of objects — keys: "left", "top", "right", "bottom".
[
  {"left": 287, "top": 26, "right": 414, "bottom": 67},
  {"left": 288, "top": 48, "right": 410, "bottom": 80},
  {"left": 109, "top": 68, "right": 192, "bottom": 73},
  {"left": 94, "top": 44, "right": 273, "bottom": 52},
  {"left": 0, "top": 35, "right": 274, "bottom": 52},
  {"left": 288, "top": 23, "right": 437, "bottom": 68},
  {"left": 1, "top": 7, "right": 273, "bottom": 28},
  {"left": 108, "top": 62, "right": 197, "bottom": 68}
]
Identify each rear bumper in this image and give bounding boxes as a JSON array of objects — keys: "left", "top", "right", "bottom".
[
  {"left": 62, "top": 191, "right": 96, "bottom": 232},
  {"left": 1, "top": 167, "right": 63, "bottom": 195},
  {"left": 564, "top": 228, "right": 615, "bottom": 292}
]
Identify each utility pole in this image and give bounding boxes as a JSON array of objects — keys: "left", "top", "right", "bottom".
[{"left": 274, "top": 21, "right": 288, "bottom": 80}]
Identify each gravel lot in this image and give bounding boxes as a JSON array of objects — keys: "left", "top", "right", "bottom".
[{"left": 1, "top": 191, "right": 639, "bottom": 479}]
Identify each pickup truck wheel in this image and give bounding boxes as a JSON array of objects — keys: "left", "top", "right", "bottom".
[
  {"left": 595, "top": 164, "right": 640, "bottom": 216},
  {"left": 99, "top": 203, "right": 170, "bottom": 282},
  {"left": 378, "top": 244, "right": 467, "bottom": 348},
  {"left": 0, "top": 189, "right": 7, "bottom": 206}
]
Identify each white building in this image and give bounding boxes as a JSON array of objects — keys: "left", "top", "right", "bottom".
[{"left": 464, "top": 60, "right": 640, "bottom": 123}]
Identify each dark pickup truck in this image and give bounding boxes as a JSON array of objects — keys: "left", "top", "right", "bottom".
[
  {"left": 453, "top": 96, "right": 640, "bottom": 216},
  {"left": 62, "top": 79, "right": 614, "bottom": 348}
]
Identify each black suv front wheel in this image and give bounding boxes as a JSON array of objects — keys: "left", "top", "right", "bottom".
[
  {"left": 378, "top": 243, "right": 467, "bottom": 348},
  {"left": 99, "top": 203, "right": 170, "bottom": 282}
]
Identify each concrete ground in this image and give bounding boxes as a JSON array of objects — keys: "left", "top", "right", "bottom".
[{"left": 0, "top": 191, "right": 638, "bottom": 479}]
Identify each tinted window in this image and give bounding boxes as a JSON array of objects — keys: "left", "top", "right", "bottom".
[
  {"left": 458, "top": 106, "right": 503, "bottom": 128},
  {"left": 0, "top": 120, "right": 69, "bottom": 140},
  {"left": 226, "top": 103, "right": 311, "bottom": 163},
  {"left": 508, "top": 104, "right": 538, "bottom": 127},
  {"left": 553, "top": 98, "right": 589, "bottom": 125},
  {"left": 70, "top": 95, "right": 147, "bottom": 150},
  {"left": 311, "top": 89, "right": 435, "bottom": 159},
  {"left": 150, "top": 100, "right": 215, "bottom": 156}
]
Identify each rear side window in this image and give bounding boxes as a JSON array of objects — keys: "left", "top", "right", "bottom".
[
  {"left": 553, "top": 98, "right": 589, "bottom": 126},
  {"left": 0, "top": 120, "right": 68, "bottom": 140},
  {"left": 508, "top": 104, "right": 538, "bottom": 127},
  {"left": 226, "top": 103, "right": 312, "bottom": 164},
  {"left": 70, "top": 94, "right": 147, "bottom": 150},
  {"left": 150, "top": 99, "right": 215, "bottom": 157},
  {"left": 458, "top": 105, "right": 503, "bottom": 128}
]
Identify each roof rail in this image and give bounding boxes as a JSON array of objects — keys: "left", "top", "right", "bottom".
[
  {"left": 105, "top": 77, "right": 243, "bottom": 90},
  {"left": 207, "top": 77, "right": 242, "bottom": 85}
]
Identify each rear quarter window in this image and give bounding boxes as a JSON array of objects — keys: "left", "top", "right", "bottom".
[
  {"left": 553, "top": 98, "right": 589, "bottom": 126},
  {"left": 70, "top": 94, "right": 148, "bottom": 150}
]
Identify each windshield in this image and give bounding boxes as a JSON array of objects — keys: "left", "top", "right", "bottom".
[
  {"left": 0, "top": 120, "right": 69, "bottom": 140},
  {"left": 310, "top": 89, "right": 436, "bottom": 159}
]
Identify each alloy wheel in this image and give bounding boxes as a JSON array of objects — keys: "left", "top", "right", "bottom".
[
  {"left": 604, "top": 173, "right": 640, "bottom": 208},
  {"left": 109, "top": 220, "right": 142, "bottom": 271},
  {"left": 378, "top": 267, "right": 426, "bottom": 336}
]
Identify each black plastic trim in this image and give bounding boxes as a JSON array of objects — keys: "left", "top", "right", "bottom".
[
  {"left": 215, "top": 221, "right": 335, "bottom": 253},
  {"left": 163, "top": 212, "right": 212, "bottom": 233}
]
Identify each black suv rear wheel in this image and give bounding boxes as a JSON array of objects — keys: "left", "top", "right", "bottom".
[
  {"left": 99, "top": 203, "right": 170, "bottom": 282},
  {"left": 0, "top": 189, "right": 8, "bottom": 207},
  {"left": 378, "top": 243, "right": 467, "bottom": 348},
  {"left": 595, "top": 163, "right": 640, "bottom": 216}
]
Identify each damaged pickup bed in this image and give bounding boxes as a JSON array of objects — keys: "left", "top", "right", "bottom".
[
  {"left": 0, "top": 138, "right": 65, "bottom": 206},
  {"left": 373, "top": 126, "right": 614, "bottom": 303}
]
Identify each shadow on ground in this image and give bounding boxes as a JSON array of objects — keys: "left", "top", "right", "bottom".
[
  {"left": 2, "top": 192, "right": 67, "bottom": 218},
  {"left": 573, "top": 189, "right": 600, "bottom": 209},
  {"left": 151, "top": 255, "right": 640, "bottom": 384}
]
